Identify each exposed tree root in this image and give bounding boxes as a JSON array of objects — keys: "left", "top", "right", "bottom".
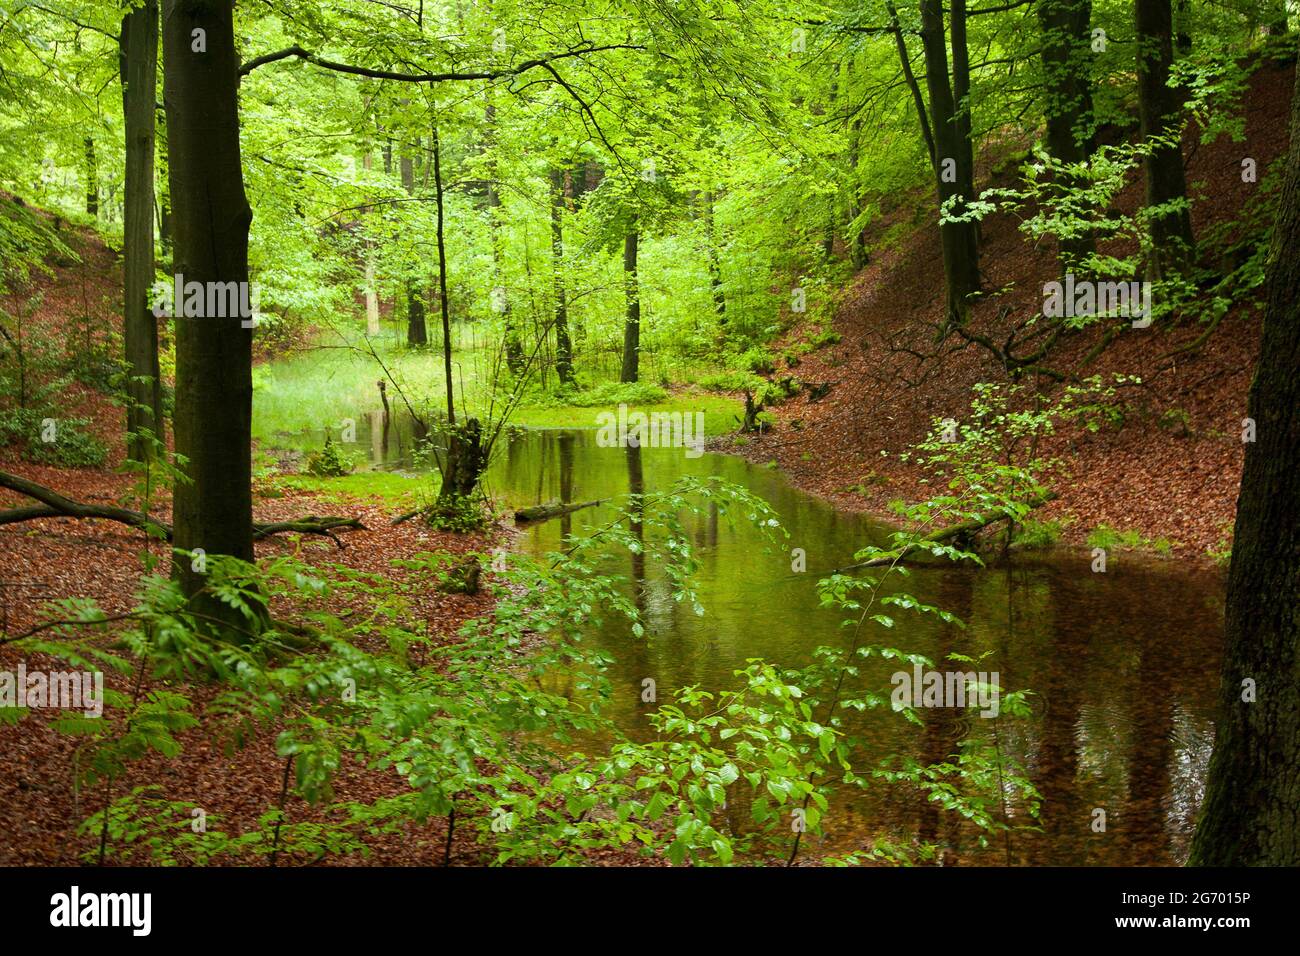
[{"left": 0, "top": 470, "right": 366, "bottom": 546}]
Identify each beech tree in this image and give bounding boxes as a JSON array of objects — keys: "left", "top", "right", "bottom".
[
  {"left": 1136, "top": 0, "right": 1196, "bottom": 279},
  {"left": 161, "top": 0, "right": 256, "bottom": 611},
  {"left": 120, "top": 0, "right": 164, "bottom": 460},
  {"left": 1189, "top": 63, "right": 1300, "bottom": 867}
]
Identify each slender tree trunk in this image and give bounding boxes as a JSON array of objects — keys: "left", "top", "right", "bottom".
[
  {"left": 401, "top": 149, "right": 427, "bottom": 346},
  {"left": 1188, "top": 65, "right": 1300, "bottom": 866},
  {"left": 156, "top": 105, "right": 172, "bottom": 263},
  {"left": 120, "top": 0, "right": 164, "bottom": 460},
  {"left": 84, "top": 138, "right": 98, "bottom": 217},
  {"left": 888, "top": 2, "right": 936, "bottom": 169},
  {"left": 162, "top": 0, "right": 255, "bottom": 608},
  {"left": 703, "top": 190, "right": 727, "bottom": 319},
  {"left": 549, "top": 166, "right": 574, "bottom": 386},
  {"left": 620, "top": 226, "right": 640, "bottom": 384},
  {"left": 919, "top": 0, "right": 981, "bottom": 327},
  {"left": 1135, "top": 0, "right": 1195, "bottom": 280},
  {"left": 1264, "top": 0, "right": 1289, "bottom": 35},
  {"left": 1038, "top": 0, "right": 1097, "bottom": 271},
  {"left": 364, "top": 254, "right": 380, "bottom": 335},
  {"left": 949, "top": 0, "right": 976, "bottom": 224},
  {"left": 1175, "top": 0, "right": 1192, "bottom": 54},
  {"left": 485, "top": 100, "right": 522, "bottom": 373},
  {"left": 432, "top": 123, "right": 454, "bottom": 424}
]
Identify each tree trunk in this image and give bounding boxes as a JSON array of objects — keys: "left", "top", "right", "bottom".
[
  {"left": 888, "top": 2, "right": 936, "bottom": 169},
  {"left": 620, "top": 226, "right": 640, "bottom": 384},
  {"left": 949, "top": 0, "right": 976, "bottom": 226},
  {"left": 1188, "top": 64, "right": 1300, "bottom": 866},
  {"left": 432, "top": 122, "right": 454, "bottom": 424},
  {"left": 919, "top": 0, "right": 980, "bottom": 327},
  {"left": 120, "top": 0, "right": 164, "bottom": 461},
  {"left": 401, "top": 149, "right": 427, "bottom": 346},
  {"left": 1135, "top": 0, "right": 1195, "bottom": 280},
  {"left": 486, "top": 100, "right": 522, "bottom": 373},
  {"left": 1038, "top": 0, "right": 1097, "bottom": 272},
  {"left": 703, "top": 190, "right": 727, "bottom": 319},
  {"left": 157, "top": 105, "right": 172, "bottom": 262},
  {"left": 84, "top": 137, "right": 98, "bottom": 217},
  {"left": 364, "top": 254, "right": 380, "bottom": 335},
  {"left": 549, "top": 166, "right": 574, "bottom": 386},
  {"left": 1264, "top": 0, "right": 1289, "bottom": 35},
  {"left": 162, "top": 0, "right": 255, "bottom": 607}
]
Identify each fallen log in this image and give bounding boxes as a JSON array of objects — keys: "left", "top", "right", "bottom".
[
  {"left": 513, "top": 498, "right": 604, "bottom": 524},
  {"left": 830, "top": 492, "right": 1058, "bottom": 574},
  {"left": 0, "top": 470, "right": 366, "bottom": 546}
]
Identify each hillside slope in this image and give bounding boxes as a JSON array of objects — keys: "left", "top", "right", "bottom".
[{"left": 728, "top": 55, "right": 1295, "bottom": 560}]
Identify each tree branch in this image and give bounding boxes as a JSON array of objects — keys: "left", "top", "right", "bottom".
[{"left": 238, "top": 42, "right": 644, "bottom": 83}]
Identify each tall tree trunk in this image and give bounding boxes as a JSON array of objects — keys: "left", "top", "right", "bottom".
[
  {"left": 84, "top": 137, "right": 98, "bottom": 217},
  {"left": 703, "top": 190, "right": 727, "bottom": 320},
  {"left": 120, "top": 0, "right": 164, "bottom": 460},
  {"left": 549, "top": 166, "right": 574, "bottom": 386},
  {"left": 1188, "top": 65, "right": 1300, "bottom": 866},
  {"left": 1175, "top": 0, "right": 1192, "bottom": 54},
  {"left": 364, "top": 254, "right": 381, "bottom": 335},
  {"left": 620, "top": 226, "right": 640, "bottom": 384},
  {"left": 888, "top": 2, "right": 936, "bottom": 169},
  {"left": 486, "top": 100, "right": 522, "bottom": 373},
  {"left": 949, "top": 0, "right": 976, "bottom": 226},
  {"left": 1135, "top": 0, "right": 1195, "bottom": 280},
  {"left": 1264, "top": 0, "right": 1289, "bottom": 35},
  {"left": 1038, "top": 0, "right": 1097, "bottom": 272},
  {"left": 432, "top": 123, "right": 454, "bottom": 424},
  {"left": 157, "top": 104, "right": 172, "bottom": 263},
  {"left": 919, "top": 0, "right": 981, "bottom": 327},
  {"left": 162, "top": 0, "right": 255, "bottom": 608},
  {"left": 401, "top": 148, "right": 427, "bottom": 346}
]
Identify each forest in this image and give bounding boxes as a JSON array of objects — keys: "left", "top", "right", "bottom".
[{"left": 0, "top": 0, "right": 1296, "bottom": 896}]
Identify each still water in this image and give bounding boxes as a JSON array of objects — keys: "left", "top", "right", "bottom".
[{"left": 290, "top": 418, "right": 1226, "bottom": 865}]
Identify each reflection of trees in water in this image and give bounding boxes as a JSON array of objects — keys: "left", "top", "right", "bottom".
[
  {"left": 558, "top": 433, "right": 574, "bottom": 540},
  {"left": 1028, "top": 570, "right": 1088, "bottom": 865},
  {"left": 916, "top": 569, "right": 972, "bottom": 864},
  {"left": 474, "top": 430, "right": 1224, "bottom": 864},
  {"left": 626, "top": 442, "right": 646, "bottom": 616}
]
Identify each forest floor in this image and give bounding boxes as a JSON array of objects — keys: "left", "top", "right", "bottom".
[
  {"left": 725, "top": 54, "right": 1296, "bottom": 565},
  {"left": 0, "top": 224, "right": 508, "bottom": 864}
]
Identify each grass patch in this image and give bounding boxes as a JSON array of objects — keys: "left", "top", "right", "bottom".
[
  {"left": 1011, "top": 518, "right": 1066, "bottom": 550},
  {"left": 1086, "top": 523, "right": 1174, "bottom": 556},
  {"left": 511, "top": 391, "right": 742, "bottom": 436},
  {"left": 262, "top": 470, "right": 429, "bottom": 506}
]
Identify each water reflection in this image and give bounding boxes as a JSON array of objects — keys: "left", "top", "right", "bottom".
[{"left": 295, "top": 416, "right": 1226, "bottom": 865}]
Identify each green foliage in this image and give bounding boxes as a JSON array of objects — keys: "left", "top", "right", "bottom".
[
  {"left": 423, "top": 493, "right": 488, "bottom": 533},
  {"left": 0, "top": 196, "right": 77, "bottom": 295},
  {"left": 697, "top": 369, "right": 765, "bottom": 393},
  {"left": 304, "top": 435, "right": 356, "bottom": 478},
  {"left": 543, "top": 380, "right": 669, "bottom": 408},
  {"left": 0, "top": 407, "right": 106, "bottom": 467},
  {"left": 1011, "top": 518, "right": 1067, "bottom": 550}
]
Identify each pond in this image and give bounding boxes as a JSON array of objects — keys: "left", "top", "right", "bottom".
[{"left": 270, "top": 409, "right": 1226, "bottom": 865}]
